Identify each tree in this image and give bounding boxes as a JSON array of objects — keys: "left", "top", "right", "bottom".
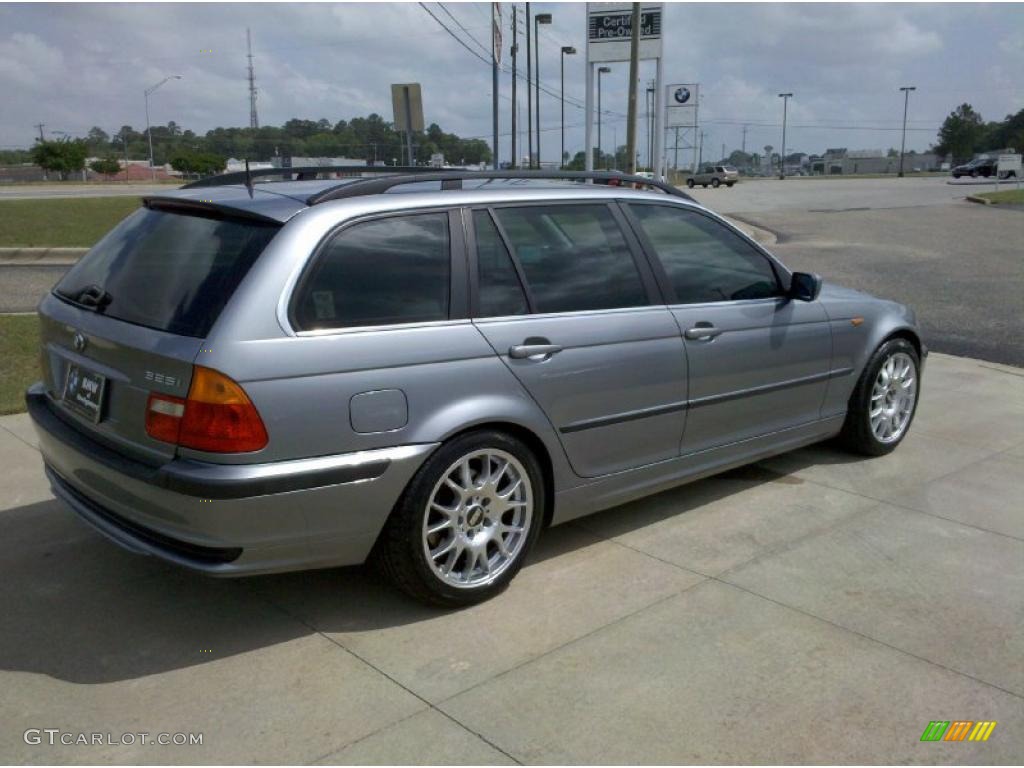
[
  {"left": 170, "top": 150, "right": 226, "bottom": 176},
  {"left": 934, "top": 104, "right": 985, "bottom": 164},
  {"left": 86, "top": 126, "right": 110, "bottom": 150},
  {"left": 89, "top": 157, "right": 122, "bottom": 178},
  {"left": 31, "top": 139, "right": 88, "bottom": 180}
]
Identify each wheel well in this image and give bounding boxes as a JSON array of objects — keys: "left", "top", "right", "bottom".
[
  {"left": 883, "top": 328, "right": 922, "bottom": 359},
  {"left": 445, "top": 421, "right": 557, "bottom": 528}
]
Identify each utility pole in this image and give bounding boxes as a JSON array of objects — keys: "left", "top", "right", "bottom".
[
  {"left": 597, "top": 66, "right": 610, "bottom": 168},
  {"left": 778, "top": 92, "right": 792, "bottom": 180},
  {"left": 34, "top": 123, "right": 45, "bottom": 143},
  {"left": 560, "top": 46, "right": 576, "bottom": 168},
  {"left": 525, "top": 2, "right": 532, "bottom": 168},
  {"left": 625, "top": 3, "right": 640, "bottom": 175},
  {"left": 511, "top": 6, "right": 518, "bottom": 167},
  {"left": 247, "top": 28, "right": 259, "bottom": 129},
  {"left": 741, "top": 124, "right": 748, "bottom": 154},
  {"left": 898, "top": 85, "right": 916, "bottom": 178},
  {"left": 698, "top": 130, "right": 704, "bottom": 167},
  {"left": 534, "top": 13, "right": 551, "bottom": 168},
  {"left": 492, "top": 2, "right": 500, "bottom": 169}
]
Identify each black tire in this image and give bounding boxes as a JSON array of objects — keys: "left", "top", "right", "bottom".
[
  {"left": 374, "top": 429, "right": 545, "bottom": 608},
  {"left": 952, "top": 173, "right": 960, "bottom": 179},
  {"left": 970, "top": 170, "right": 978, "bottom": 178},
  {"left": 838, "top": 338, "right": 920, "bottom": 457},
  {"left": 726, "top": 182, "right": 735, "bottom": 187},
  {"left": 711, "top": 178, "right": 721, "bottom": 188},
  {"left": 686, "top": 179, "right": 695, "bottom": 188},
  {"left": 702, "top": 184, "right": 708, "bottom": 188}
]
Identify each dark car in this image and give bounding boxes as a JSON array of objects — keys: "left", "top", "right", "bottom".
[{"left": 951, "top": 157, "right": 997, "bottom": 179}]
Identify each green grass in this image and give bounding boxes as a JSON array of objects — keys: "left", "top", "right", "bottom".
[
  {"left": 0, "top": 315, "right": 40, "bottom": 415},
  {"left": 0, "top": 196, "right": 141, "bottom": 247},
  {"left": 977, "top": 189, "right": 1024, "bottom": 205}
]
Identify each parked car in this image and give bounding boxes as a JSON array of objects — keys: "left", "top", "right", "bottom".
[
  {"left": 685, "top": 165, "right": 739, "bottom": 188},
  {"left": 27, "top": 170, "right": 924, "bottom": 606},
  {"left": 951, "top": 157, "right": 997, "bottom": 178}
]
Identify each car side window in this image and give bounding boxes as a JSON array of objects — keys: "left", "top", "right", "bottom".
[
  {"left": 292, "top": 212, "right": 450, "bottom": 330},
  {"left": 473, "top": 210, "right": 529, "bottom": 317},
  {"left": 629, "top": 204, "right": 782, "bottom": 304},
  {"left": 492, "top": 204, "right": 648, "bottom": 314}
]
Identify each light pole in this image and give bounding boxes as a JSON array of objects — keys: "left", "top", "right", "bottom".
[
  {"left": 145, "top": 75, "right": 181, "bottom": 180},
  {"left": 534, "top": 13, "right": 552, "bottom": 168},
  {"left": 597, "top": 66, "right": 610, "bottom": 168},
  {"left": 898, "top": 86, "right": 916, "bottom": 178},
  {"left": 778, "top": 92, "right": 792, "bottom": 180},
  {"left": 560, "top": 46, "right": 576, "bottom": 168}
]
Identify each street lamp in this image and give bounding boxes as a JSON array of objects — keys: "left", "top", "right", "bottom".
[
  {"left": 778, "top": 92, "right": 792, "bottom": 179},
  {"left": 533, "top": 13, "right": 552, "bottom": 168},
  {"left": 145, "top": 75, "right": 182, "bottom": 180},
  {"left": 560, "top": 46, "right": 576, "bottom": 168},
  {"left": 597, "top": 66, "right": 611, "bottom": 168},
  {"left": 898, "top": 86, "right": 916, "bottom": 178}
]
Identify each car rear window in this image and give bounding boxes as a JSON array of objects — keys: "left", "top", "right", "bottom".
[{"left": 55, "top": 206, "right": 279, "bottom": 338}]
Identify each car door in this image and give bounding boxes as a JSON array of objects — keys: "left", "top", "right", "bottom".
[
  {"left": 625, "top": 202, "right": 833, "bottom": 455},
  {"left": 467, "top": 202, "right": 688, "bottom": 478}
]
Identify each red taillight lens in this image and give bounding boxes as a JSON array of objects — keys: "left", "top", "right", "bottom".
[
  {"left": 146, "top": 393, "right": 185, "bottom": 444},
  {"left": 145, "top": 366, "right": 267, "bottom": 453}
]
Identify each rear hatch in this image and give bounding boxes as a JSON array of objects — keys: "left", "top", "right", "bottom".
[{"left": 39, "top": 201, "right": 280, "bottom": 463}]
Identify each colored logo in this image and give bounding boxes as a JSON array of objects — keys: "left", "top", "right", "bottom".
[
  {"left": 920, "top": 721, "right": 997, "bottom": 742},
  {"left": 674, "top": 87, "right": 691, "bottom": 105}
]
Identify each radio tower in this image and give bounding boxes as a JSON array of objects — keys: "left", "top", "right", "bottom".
[{"left": 247, "top": 28, "right": 259, "bottom": 129}]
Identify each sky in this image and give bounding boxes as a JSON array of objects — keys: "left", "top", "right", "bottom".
[{"left": 1, "top": 1, "right": 1022, "bottom": 165}]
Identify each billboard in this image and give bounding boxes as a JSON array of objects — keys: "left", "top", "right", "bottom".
[
  {"left": 587, "top": 3, "right": 663, "bottom": 63},
  {"left": 666, "top": 83, "right": 698, "bottom": 128},
  {"left": 391, "top": 83, "right": 424, "bottom": 133}
]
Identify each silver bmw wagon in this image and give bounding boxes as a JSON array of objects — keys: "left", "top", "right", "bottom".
[{"left": 27, "top": 169, "right": 924, "bottom": 606}]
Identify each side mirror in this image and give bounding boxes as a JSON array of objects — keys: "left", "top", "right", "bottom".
[{"left": 789, "top": 272, "right": 822, "bottom": 302}]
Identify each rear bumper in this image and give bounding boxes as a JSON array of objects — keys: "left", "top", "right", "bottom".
[{"left": 26, "top": 383, "right": 437, "bottom": 575}]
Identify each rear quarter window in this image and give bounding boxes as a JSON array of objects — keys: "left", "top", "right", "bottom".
[{"left": 55, "top": 206, "right": 279, "bottom": 338}]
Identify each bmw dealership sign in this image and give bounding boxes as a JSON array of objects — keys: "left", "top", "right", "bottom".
[{"left": 666, "top": 83, "right": 698, "bottom": 127}]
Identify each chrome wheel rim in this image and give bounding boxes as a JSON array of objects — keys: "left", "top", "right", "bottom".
[
  {"left": 422, "top": 449, "right": 533, "bottom": 589},
  {"left": 870, "top": 351, "right": 917, "bottom": 443}
]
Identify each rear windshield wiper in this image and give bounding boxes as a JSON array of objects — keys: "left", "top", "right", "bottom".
[{"left": 62, "top": 284, "right": 113, "bottom": 312}]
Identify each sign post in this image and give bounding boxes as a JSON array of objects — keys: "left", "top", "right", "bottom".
[
  {"left": 391, "top": 83, "right": 424, "bottom": 166},
  {"left": 585, "top": 3, "right": 664, "bottom": 176}
]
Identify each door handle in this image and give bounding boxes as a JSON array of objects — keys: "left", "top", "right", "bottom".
[
  {"left": 509, "top": 343, "right": 563, "bottom": 360},
  {"left": 684, "top": 324, "right": 722, "bottom": 341}
]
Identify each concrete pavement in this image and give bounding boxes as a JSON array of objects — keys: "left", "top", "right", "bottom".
[{"left": 1, "top": 352, "right": 1022, "bottom": 764}]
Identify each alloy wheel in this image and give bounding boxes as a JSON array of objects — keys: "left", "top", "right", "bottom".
[
  {"left": 421, "top": 449, "right": 533, "bottom": 589},
  {"left": 869, "top": 351, "right": 917, "bottom": 443}
]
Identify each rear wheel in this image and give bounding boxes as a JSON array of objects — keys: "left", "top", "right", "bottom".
[
  {"left": 375, "top": 430, "right": 544, "bottom": 607},
  {"left": 686, "top": 179, "right": 695, "bottom": 188},
  {"left": 711, "top": 178, "right": 721, "bottom": 188},
  {"left": 838, "top": 338, "right": 920, "bottom": 456},
  {"left": 726, "top": 182, "right": 735, "bottom": 187}
]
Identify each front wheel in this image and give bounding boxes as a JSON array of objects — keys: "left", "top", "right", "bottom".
[
  {"left": 686, "top": 179, "right": 695, "bottom": 188},
  {"left": 375, "top": 430, "right": 544, "bottom": 607},
  {"left": 838, "top": 338, "right": 920, "bottom": 456}
]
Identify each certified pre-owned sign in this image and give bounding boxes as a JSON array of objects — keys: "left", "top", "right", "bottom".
[{"left": 587, "top": 7, "right": 662, "bottom": 41}]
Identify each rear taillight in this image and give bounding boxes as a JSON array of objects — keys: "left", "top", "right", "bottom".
[{"left": 145, "top": 366, "right": 268, "bottom": 453}]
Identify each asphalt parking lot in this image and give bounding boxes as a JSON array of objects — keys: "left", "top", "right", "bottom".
[{"left": 1, "top": 352, "right": 1022, "bottom": 764}]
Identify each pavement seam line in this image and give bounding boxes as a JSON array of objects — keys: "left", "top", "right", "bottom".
[
  {"left": 433, "top": 580, "right": 708, "bottom": 710},
  {"left": 715, "top": 577, "right": 1024, "bottom": 702},
  {"left": 0, "top": 422, "right": 38, "bottom": 452},
  {"left": 246, "top": 584, "right": 524, "bottom": 766}
]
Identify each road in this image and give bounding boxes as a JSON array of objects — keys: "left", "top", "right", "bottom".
[{"left": 0, "top": 183, "right": 177, "bottom": 200}]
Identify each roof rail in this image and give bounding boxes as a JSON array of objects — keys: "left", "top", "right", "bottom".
[
  {"left": 306, "top": 170, "right": 693, "bottom": 205},
  {"left": 181, "top": 165, "right": 437, "bottom": 189}
]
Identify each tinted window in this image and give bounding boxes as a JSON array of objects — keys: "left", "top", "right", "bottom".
[
  {"left": 293, "top": 213, "right": 450, "bottom": 330},
  {"left": 493, "top": 205, "right": 647, "bottom": 313},
  {"left": 55, "top": 207, "right": 278, "bottom": 338},
  {"left": 473, "top": 211, "right": 529, "bottom": 317},
  {"left": 630, "top": 205, "right": 781, "bottom": 303}
]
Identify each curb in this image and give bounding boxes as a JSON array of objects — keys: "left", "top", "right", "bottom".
[
  {"left": 0, "top": 247, "right": 86, "bottom": 265},
  {"left": 965, "top": 195, "right": 992, "bottom": 205}
]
